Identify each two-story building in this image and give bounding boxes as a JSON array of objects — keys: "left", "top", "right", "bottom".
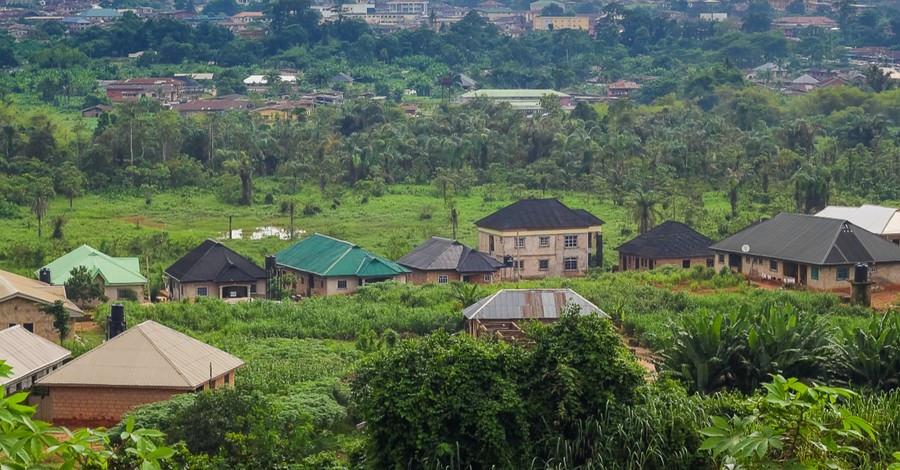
[{"left": 475, "top": 198, "right": 604, "bottom": 279}]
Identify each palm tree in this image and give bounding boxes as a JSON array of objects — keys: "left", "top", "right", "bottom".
[
  {"left": 30, "top": 179, "right": 54, "bottom": 238},
  {"left": 630, "top": 189, "right": 660, "bottom": 235}
]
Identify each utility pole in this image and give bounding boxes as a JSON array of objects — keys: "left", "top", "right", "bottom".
[{"left": 229, "top": 215, "right": 233, "bottom": 239}]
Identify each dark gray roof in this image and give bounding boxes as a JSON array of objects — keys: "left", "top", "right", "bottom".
[
  {"left": 165, "top": 239, "right": 266, "bottom": 283},
  {"left": 475, "top": 199, "right": 604, "bottom": 231},
  {"left": 463, "top": 289, "right": 606, "bottom": 320},
  {"left": 616, "top": 221, "right": 714, "bottom": 259},
  {"left": 710, "top": 213, "right": 900, "bottom": 266},
  {"left": 397, "top": 237, "right": 503, "bottom": 273}
]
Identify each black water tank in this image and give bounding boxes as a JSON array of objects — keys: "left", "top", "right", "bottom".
[
  {"left": 265, "top": 255, "right": 277, "bottom": 272},
  {"left": 108, "top": 304, "right": 126, "bottom": 339},
  {"left": 38, "top": 268, "right": 51, "bottom": 284},
  {"left": 503, "top": 255, "right": 514, "bottom": 267},
  {"left": 854, "top": 263, "right": 869, "bottom": 283}
]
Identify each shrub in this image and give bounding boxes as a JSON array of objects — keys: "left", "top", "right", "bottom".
[{"left": 833, "top": 312, "right": 900, "bottom": 392}]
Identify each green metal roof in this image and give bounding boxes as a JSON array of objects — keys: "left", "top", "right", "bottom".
[
  {"left": 275, "top": 234, "right": 410, "bottom": 278},
  {"left": 40, "top": 245, "right": 147, "bottom": 286},
  {"left": 78, "top": 8, "right": 122, "bottom": 17}
]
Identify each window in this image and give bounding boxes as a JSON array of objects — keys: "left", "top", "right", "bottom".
[
  {"left": 682, "top": 260, "right": 691, "bottom": 268},
  {"left": 483, "top": 274, "right": 493, "bottom": 283},
  {"left": 250, "top": 284, "right": 257, "bottom": 294},
  {"left": 769, "top": 260, "right": 778, "bottom": 272},
  {"left": 564, "top": 235, "right": 578, "bottom": 248},
  {"left": 515, "top": 237, "right": 526, "bottom": 248},
  {"left": 320, "top": 281, "right": 324, "bottom": 288},
  {"left": 489, "top": 235, "right": 495, "bottom": 252},
  {"left": 836, "top": 266, "right": 850, "bottom": 281},
  {"left": 438, "top": 275, "right": 449, "bottom": 284},
  {"left": 718, "top": 254, "right": 725, "bottom": 263},
  {"left": 640, "top": 258, "right": 648, "bottom": 268},
  {"left": 811, "top": 266, "right": 819, "bottom": 281},
  {"left": 539, "top": 236, "right": 550, "bottom": 247},
  {"left": 462, "top": 275, "right": 471, "bottom": 283},
  {"left": 23, "top": 324, "right": 32, "bottom": 333},
  {"left": 706, "top": 258, "right": 714, "bottom": 268},
  {"left": 337, "top": 280, "right": 348, "bottom": 290},
  {"left": 564, "top": 257, "right": 578, "bottom": 271},
  {"left": 224, "top": 373, "right": 231, "bottom": 385},
  {"left": 116, "top": 289, "right": 129, "bottom": 300},
  {"left": 539, "top": 259, "right": 549, "bottom": 270},
  {"left": 196, "top": 286, "right": 208, "bottom": 297}
]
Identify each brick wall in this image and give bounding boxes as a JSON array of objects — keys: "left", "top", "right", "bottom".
[
  {"left": 48, "top": 386, "right": 184, "bottom": 427},
  {"left": 0, "top": 297, "right": 72, "bottom": 343}
]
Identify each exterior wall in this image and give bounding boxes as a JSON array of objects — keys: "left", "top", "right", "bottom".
[
  {"left": 713, "top": 251, "right": 900, "bottom": 290},
  {"left": 0, "top": 297, "right": 73, "bottom": 343},
  {"left": 283, "top": 267, "right": 407, "bottom": 296},
  {"left": 619, "top": 253, "right": 713, "bottom": 271},
  {"left": 3, "top": 359, "right": 66, "bottom": 396},
  {"left": 533, "top": 16, "right": 590, "bottom": 30},
  {"left": 478, "top": 227, "right": 601, "bottom": 279},
  {"left": 407, "top": 269, "right": 499, "bottom": 285},
  {"left": 103, "top": 284, "right": 145, "bottom": 303},
  {"left": 168, "top": 278, "right": 265, "bottom": 301}
]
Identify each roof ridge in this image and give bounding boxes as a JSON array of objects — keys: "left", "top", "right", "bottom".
[
  {"left": 314, "top": 232, "right": 356, "bottom": 248},
  {"left": 821, "top": 218, "right": 848, "bottom": 264},
  {"left": 138, "top": 322, "right": 194, "bottom": 388},
  {"left": 180, "top": 241, "right": 218, "bottom": 281},
  {"left": 324, "top": 244, "right": 355, "bottom": 276}
]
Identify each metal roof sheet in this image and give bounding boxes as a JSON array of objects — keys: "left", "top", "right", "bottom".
[
  {"left": 37, "top": 321, "right": 243, "bottom": 389},
  {"left": 475, "top": 199, "right": 604, "bottom": 231},
  {"left": 710, "top": 213, "right": 900, "bottom": 265},
  {"left": 615, "top": 221, "right": 714, "bottom": 258},
  {"left": 397, "top": 237, "right": 503, "bottom": 273},
  {"left": 165, "top": 239, "right": 266, "bottom": 283},
  {"left": 40, "top": 245, "right": 147, "bottom": 286},
  {"left": 0, "top": 326, "right": 71, "bottom": 386},
  {"left": 0, "top": 269, "right": 83, "bottom": 317},
  {"left": 461, "top": 89, "right": 569, "bottom": 99},
  {"left": 815, "top": 205, "right": 898, "bottom": 235},
  {"left": 463, "top": 289, "right": 606, "bottom": 320},
  {"left": 276, "top": 234, "right": 410, "bottom": 278}
]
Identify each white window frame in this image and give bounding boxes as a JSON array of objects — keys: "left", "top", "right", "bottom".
[
  {"left": 515, "top": 237, "right": 526, "bottom": 248},
  {"left": 539, "top": 236, "right": 550, "bottom": 247},
  {"left": 564, "top": 235, "right": 578, "bottom": 248},
  {"left": 483, "top": 274, "right": 493, "bottom": 283},
  {"left": 196, "top": 286, "right": 208, "bottom": 297},
  {"left": 564, "top": 257, "right": 578, "bottom": 271},
  {"left": 437, "top": 275, "right": 449, "bottom": 284},
  {"left": 337, "top": 280, "right": 348, "bottom": 290}
]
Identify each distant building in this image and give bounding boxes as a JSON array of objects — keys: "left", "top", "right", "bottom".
[
  {"left": 0, "top": 269, "right": 83, "bottom": 343},
  {"left": 105, "top": 78, "right": 184, "bottom": 103},
  {"left": 331, "top": 72, "right": 354, "bottom": 85},
  {"left": 0, "top": 325, "right": 70, "bottom": 396},
  {"left": 81, "top": 104, "right": 113, "bottom": 118},
  {"left": 607, "top": 80, "right": 640, "bottom": 98},
  {"left": 37, "top": 320, "right": 243, "bottom": 427},
  {"left": 39, "top": 245, "right": 147, "bottom": 306},
  {"left": 460, "top": 89, "right": 570, "bottom": 113},
  {"left": 772, "top": 16, "right": 836, "bottom": 37},
  {"left": 398, "top": 237, "right": 504, "bottom": 285},
  {"left": 533, "top": 16, "right": 590, "bottom": 31},
  {"left": 464, "top": 288, "right": 605, "bottom": 339},
  {"left": 816, "top": 205, "right": 900, "bottom": 245},
  {"left": 616, "top": 221, "right": 715, "bottom": 271},
  {"left": 475, "top": 198, "right": 604, "bottom": 279},
  {"left": 165, "top": 239, "right": 267, "bottom": 301},
  {"left": 77, "top": 7, "right": 121, "bottom": 23},
  {"left": 384, "top": 0, "right": 428, "bottom": 15},
  {"left": 171, "top": 99, "right": 250, "bottom": 116}
]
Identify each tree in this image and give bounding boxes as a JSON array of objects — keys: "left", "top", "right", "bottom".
[
  {"left": 29, "top": 177, "right": 54, "bottom": 238},
  {"left": 65, "top": 265, "right": 107, "bottom": 308},
  {"left": 57, "top": 162, "right": 85, "bottom": 208},
  {"left": 785, "top": 0, "right": 806, "bottom": 14},
  {"left": 865, "top": 65, "right": 894, "bottom": 93},
  {"left": 629, "top": 188, "right": 660, "bottom": 235},
  {"left": 40, "top": 300, "right": 70, "bottom": 342}
]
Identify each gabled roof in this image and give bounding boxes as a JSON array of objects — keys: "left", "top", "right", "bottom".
[
  {"left": 461, "top": 89, "right": 569, "bottom": 99},
  {"left": 78, "top": 7, "right": 121, "bottom": 17},
  {"left": 457, "top": 73, "right": 476, "bottom": 88},
  {"left": 40, "top": 245, "right": 147, "bottom": 287},
  {"left": 815, "top": 205, "right": 899, "bottom": 236},
  {"left": 331, "top": 73, "right": 353, "bottom": 82},
  {"left": 616, "top": 221, "right": 714, "bottom": 258},
  {"left": 475, "top": 198, "right": 604, "bottom": 231},
  {"left": 608, "top": 80, "right": 641, "bottom": 90},
  {"left": 398, "top": 237, "right": 503, "bottom": 273},
  {"left": 275, "top": 233, "right": 410, "bottom": 278},
  {"left": 0, "top": 326, "right": 71, "bottom": 387},
  {"left": 0, "top": 269, "right": 83, "bottom": 317},
  {"left": 463, "top": 288, "right": 606, "bottom": 320},
  {"left": 709, "top": 213, "right": 900, "bottom": 266},
  {"left": 37, "top": 320, "right": 243, "bottom": 389},
  {"left": 792, "top": 74, "right": 819, "bottom": 85},
  {"left": 753, "top": 62, "right": 784, "bottom": 72},
  {"left": 165, "top": 239, "right": 266, "bottom": 283}
]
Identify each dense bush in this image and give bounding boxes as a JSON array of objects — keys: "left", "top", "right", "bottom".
[{"left": 834, "top": 312, "right": 900, "bottom": 392}]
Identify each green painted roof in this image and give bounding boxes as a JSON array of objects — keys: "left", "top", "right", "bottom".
[
  {"left": 275, "top": 234, "right": 410, "bottom": 278},
  {"left": 40, "top": 245, "right": 147, "bottom": 286},
  {"left": 461, "top": 89, "right": 569, "bottom": 99},
  {"left": 78, "top": 8, "right": 122, "bottom": 17}
]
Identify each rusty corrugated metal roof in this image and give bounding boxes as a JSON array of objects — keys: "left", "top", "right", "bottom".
[
  {"left": 0, "top": 325, "right": 71, "bottom": 386},
  {"left": 0, "top": 269, "right": 83, "bottom": 317},
  {"left": 37, "top": 320, "right": 243, "bottom": 389}
]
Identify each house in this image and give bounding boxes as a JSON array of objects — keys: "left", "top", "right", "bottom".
[
  {"left": 475, "top": 198, "right": 604, "bottom": 279},
  {"left": 274, "top": 233, "right": 410, "bottom": 297},
  {"left": 77, "top": 7, "right": 121, "bottom": 23},
  {"left": 0, "top": 269, "right": 83, "bottom": 343},
  {"left": 607, "top": 80, "right": 640, "bottom": 98},
  {"left": 748, "top": 62, "right": 787, "bottom": 80},
  {"left": 171, "top": 98, "right": 250, "bottom": 115},
  {"left": 39, "top": 245, "right": 147, "bottom": 306},
  {"left": 457, "top": 73, "right": 477, "bottom": 91},
  {"left": 384, "top": 0, "right": 428, "bottom": 15},
  {"left": 61, "top": 16, "right": 92, "bottom": 31},
  {"left": 616, "top": 221, "right": 715, "bottom": 271},
  {"left": 398, "top": 237, "right": 504, "bottom": 285},
  {"left": 772, "top": 16, "right": 836, "bottom": 37},
  {"left": 36, "top": 320, "right": 243, "bottom": 427},
  {"left": 710, "top": 213, "right": 900, "bottom": 289},
  {"left": 533, "top": 16, "right": 590, "bottom": 30},
  {"left": 815, "top": 205, "right": 900, "bottom": 245},
  {"left": 463, "top": 288, "right": 606, "bottom": 339},
  {"left": 81, "top": 104, "right": 113, "bottom": 118},
  {"left": 0, "top": 325, "right": 70, "bottom": 396},
  {"left": 460, "top": 89, "right": 570, "bottom": 112},
  {"left": 251, "top": 101, "right": 314, "bottom": 122},
  {"left": 230, "top": 11, "right": 264, "bottom": 22},
  {"left": 105, "top": 78, "right": 184, "bottom": 103},
  {"left": 331, "top": 73, "right": 354, "bottom": 85},
  {"left": 165, "top": 239, "right": 267, "bottom": 301}
]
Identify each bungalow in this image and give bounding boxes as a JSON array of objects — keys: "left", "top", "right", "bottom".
[
  {"left": 81, "top": 104, "right": 113, "bottom": 118},
  {"left": 607, "top": 80, "right": 640, "bottom": 98},
  {"left": 398, "top": 237, "right": 504, "bottom": 285},
  {"left": 171, "top": 98, "right": 250, "bottom": 115},
  {"left": 475, "top": 198, "right": 604, "bottom": 279},
  {"left": 533, "top": 16, "right": 591, "bottom": 31},
  {"left": 616, "top": 221, "right": 715, "bottom": 271},
  {"left": 0, "top": 269, "right": 83, "bottom": 343},
  {"left": 710, "top": 213, "right": 900, "bottom": 290},
  {"left": 463, "top": 288, "right": 605, "bottom": 339},
  {"left": 37, "top": 320, "right": 243, "bottom": 427},
  {"left": 816, "top": 205, "right": 900, "bottom": 245},
  {"left": 105, "top": 78, "right": 184, "bottom": 103},
  {"left": 39, "top": 245, "right": 147, "bottom": 306},
  {"left": 0, "top": 325, "right": 71, "bottom": 396},
  {"left": 331, "top": 73, "right": 354, "bottom": 85},
  {"left": 460, "top": 89, "right": 571, "bottom": 113},
  {"left": 77, "top": 7, "right": 121, "bottom": 23},
  {"left": 274, "top": 233, "right": 410, "bottom": 297},
  {"left": 165, "top": 239, "right": 267, "bottom": 301}
]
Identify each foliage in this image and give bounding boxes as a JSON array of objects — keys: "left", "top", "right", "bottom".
[
  {"left": 833, "top": 312, "right": 900, "bottom": 392},
  {"left": 39, "top": 299, "right": 70, "bottom": 342},
  {"left": 65, "top": 264, "right": 107, "bottom": 308},
  {"left": 0, "top": 360, "right": 174, "bottom": 469},
  {"left": 700, "top": 375, "right": 875, "bottom": 468}
]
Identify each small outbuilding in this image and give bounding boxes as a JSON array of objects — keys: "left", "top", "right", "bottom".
[
  {"left": 36, "top": 320, "right": 243, "bottom": 427},
  {"left": 398, "top": 237, "right": 503, "bottom": 285},
  {"left": 463, "top": 288, "right": 605, "bottom": 339},
  {"left": 616, "top": 221, "right": 715, "bottom": 271},
  {"left": 165, "top": 239, "right": 267, "bottom": 301}
]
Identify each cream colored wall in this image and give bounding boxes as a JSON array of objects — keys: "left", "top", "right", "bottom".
[
  {"left": 478, "top": 229, "right": 596, "bottom": 279},
  {"left": 103, "top": 285, "right": 145, "bottom": 302},
  {"left": 714, "top": 251, "right": 900, "bottom": 290},
  {"left": 0, "top": 297, "right": 74, "bottom": 343}
]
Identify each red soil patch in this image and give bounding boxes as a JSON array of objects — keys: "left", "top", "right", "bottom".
[{"left": 120, "top": 217, "right": 166, "bottom": 229}]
